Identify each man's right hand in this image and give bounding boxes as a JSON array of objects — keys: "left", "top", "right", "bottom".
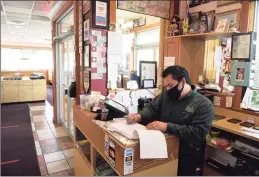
[{"left": 126, "top": 113, "right": 141, "bottom": 124}]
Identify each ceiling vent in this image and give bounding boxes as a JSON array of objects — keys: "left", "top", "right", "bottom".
[{"left": 8, "top": 21, "right": 26, "bottom": 26}]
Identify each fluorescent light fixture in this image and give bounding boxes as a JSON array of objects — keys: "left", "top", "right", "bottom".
[
  {"left": 11, "top": 32, "right": 25, "bottom": 35},
  {"left": 14, "top": 25, "right": 21, "bottom": 28},
  {"left": 8, "top": 21, "right": 26, "bottom": 26}
]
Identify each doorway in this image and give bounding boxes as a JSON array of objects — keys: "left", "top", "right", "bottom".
[{"left": 55, "top": 8, "right": 75, "bottom": 138}]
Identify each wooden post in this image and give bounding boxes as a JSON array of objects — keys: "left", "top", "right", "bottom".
[
  {"left": 232, "top": 1, "right": 250, "bottom": 110},
  {"left": 74, "top": 1, "right": 81, "bottom": 105},
  {"left": 110, "top": 1, "right": 116, "bottom": 26}
]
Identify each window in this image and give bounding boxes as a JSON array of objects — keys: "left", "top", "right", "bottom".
[
  {"left": 134, "top": 28, "right": 160, "bottom": 74},
  {"left": 1, "top": 48, "right": 53, "bottom": 71}
]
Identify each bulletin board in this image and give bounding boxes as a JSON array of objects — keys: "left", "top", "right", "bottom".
[
  {"left": 89, "top": 29, "right": 107, "bottom": 95},
  {"left": 117, "top": 0, "right": 171, "bottom": 19}
]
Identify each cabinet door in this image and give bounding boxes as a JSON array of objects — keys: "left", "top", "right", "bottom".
[
  {"left": 1, "top": 86, "right": 4, "bottom": 103},
  {"left": 19, "top": 86, "right": 33, "bottom": 102},
  {"left": 74, "top": 149, "right": 92, "bottom": 176},
  {"left": 3, "top": 86, "right": 19, "bottom": 103},
  {"left": 164, "top": 38, "right": 180, "bottom": 65},
  {"left": 33, "top": 85, "right": 46, "bottom": 101}
]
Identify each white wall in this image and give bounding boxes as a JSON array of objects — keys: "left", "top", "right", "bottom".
[{"left": 1, "top": 48, "right": 53, "bottom": 71}]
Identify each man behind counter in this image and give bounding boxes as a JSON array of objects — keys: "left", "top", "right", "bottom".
[{"left": 126, "top": 65, "right": 214, "bottom": 176}]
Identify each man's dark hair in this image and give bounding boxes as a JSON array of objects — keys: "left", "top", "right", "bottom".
[{"left": 162, "top": 65, "right": 191, "bottom": 84}]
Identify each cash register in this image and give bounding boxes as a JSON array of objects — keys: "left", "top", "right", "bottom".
[{"left": 95, "top": 98, "right": 129, "bottom": 121}]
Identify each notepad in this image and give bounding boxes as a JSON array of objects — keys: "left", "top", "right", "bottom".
[
  {"left": 108, "top": 120, "right": 146, "bottom": 139},
  {"left": 108, "top": 120, "right": 168, "bottom": 159}
]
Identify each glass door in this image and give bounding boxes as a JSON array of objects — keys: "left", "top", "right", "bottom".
[
  {"left": 55, "top": 7, "right": 75, "bottom": 138},
  {"left": 56, "top": 36, "right": 75, "bottom": 138}
]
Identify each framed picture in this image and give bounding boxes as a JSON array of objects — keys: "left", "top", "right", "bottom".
[
  {"left": 216, "top": 10, "right": 241, "bottom": 32},
  {"left": 117, "top": 1, "right": 170, "bottom": 19},
  {"left": 138, "top": 17, "right": 146, "bottom": 27},
  {"left": 84, "top": 19, "right": 90, "bottom": 41},
  {"left": 133, "top": 19, "right": 139, "bottom": 28},
  {"left": 92, "top": 0, "right": 110, "bottom": 29},
  {"left": 84, "top": 45, "right": 90, "bottom": 68},
  {"left": 215, "top": 18, "right": 228, "bottom": 32},
  {"left": 231, "top": 32, "right": 256, "bottom": 61},
  {"left": 83, "top": 0, "right": 91, "bottom": 14},
  {"left": 139, "top": 61, "right": 157, "bottom": 88},
  {"left": 230, "top": 61, "right": 251, "bottom": 87}
]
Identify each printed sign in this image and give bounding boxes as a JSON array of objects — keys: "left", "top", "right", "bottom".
[
  {"left": 124, "top": 148, "right": 134, "bottom": 175},
  {"left": 84, "top": 19, "right": 90, "bottom": 41},
  {"left": 109, "top": 141, "right": 116, "bottom": 168},
  {"left": 104, "top": 135, "right": 109, "bottom": 157},
  {"left": 95, "top": 1, "right": 107, "bottom": 26}
]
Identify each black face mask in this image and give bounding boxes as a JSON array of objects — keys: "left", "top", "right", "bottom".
[{"left": 167, "top": 82, "right": 184, "bottom": 101}]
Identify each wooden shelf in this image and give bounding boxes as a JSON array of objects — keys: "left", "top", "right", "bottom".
[
  {"left": 76, "top": 143, "right": 91, "bottom": 169},
  {"left": 203, "top": 91, "right": 235, "bottom": 97},
  {"left": 165, "top": 32, "right": 236, "bottom": 40}
]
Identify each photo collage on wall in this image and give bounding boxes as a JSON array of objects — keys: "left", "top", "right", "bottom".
[{"left": 89, "top": 30, "right": 107, "bottom": 80}]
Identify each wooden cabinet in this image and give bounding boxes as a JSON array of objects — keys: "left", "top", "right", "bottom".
[
  {"left": 33, "top": 85, "right": 46, "bottom": 101},
  {"left": 1, "top": 85, "right": 4, "bottom": 103},
  {"left": 19, "top": 86, "right": 34, "bottom": 102},
  {"left": 164, "top": 37, "right": 205, "bottom": 84},
  {"left": 3, "top": 86, "right": 19, "bottom": 103},
  {"left": 164, "top": 37, "right": 180, "bottom": 65},
  {"left": 2, "top": 79, "right": 46, "bottom": 103},
  {"left": 74, "top": 149, "right": 92, "bottom": 176}
]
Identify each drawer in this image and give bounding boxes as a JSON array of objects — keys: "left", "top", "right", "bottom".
[
  {"left": 33, "top": 79, "right": 46, "bottom": 86},
  {"left": 2, "top": 81, "right": 20, "bottom": 86},
  {"left": 19, "top": 80, "right": 33, "bottom": 86}
]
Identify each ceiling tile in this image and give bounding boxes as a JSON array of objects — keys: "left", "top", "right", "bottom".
[
  {"left": 6, "top": 11, "right": 30, "bottom": 19},
  {"left": 4, "top": 6, "right": 32, "bottom": 14},
  {"left": 3, "top": 1, "right": 33, "bottom": 9}
]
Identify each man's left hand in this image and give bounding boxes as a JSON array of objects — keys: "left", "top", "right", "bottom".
[{"left": 146, "top": 121, "right": 167, "bottom": 133}]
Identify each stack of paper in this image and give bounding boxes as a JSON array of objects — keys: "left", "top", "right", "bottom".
[{"left": 108, "top": 120, "right": 168, "bottom": 159}]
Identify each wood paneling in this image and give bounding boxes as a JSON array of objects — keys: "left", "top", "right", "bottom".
[
  {"left": 164, "top": 38, "right": 179, "bottom": 65},
  {"left": 110, "top": 1, "right": 116, "bottom": 25},
  {"left": 158, "top": 19, "right": 166, "bottom": 86},
  {"left": 178, "top": 38, "right": 206, "bottom": 84},
  {"left": 74, "top": 1, "right": 81, "bottom": 105}
]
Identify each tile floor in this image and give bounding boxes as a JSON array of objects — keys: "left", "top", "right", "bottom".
[{"left": 30, "top": 101, "right": 75, "bottom": 176}]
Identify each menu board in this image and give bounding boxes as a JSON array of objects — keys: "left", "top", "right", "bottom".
[{"left": 117, "top": 0, "right": 170, "bottom": 19}]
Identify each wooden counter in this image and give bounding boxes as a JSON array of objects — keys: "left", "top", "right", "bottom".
[
  {"left": 73, "top": 106, "right": 179, "bottom": 176},
  {"left": 212, "top": 107, "right": 259, "bottom": 142},
  {"left": 1, "top": 79, "right": 46, "bottom": 103}
]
